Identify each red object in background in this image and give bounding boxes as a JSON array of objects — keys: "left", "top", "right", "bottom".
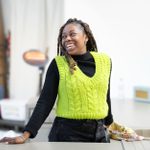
[
  {"left": 5, "top": 31, "right": 11, "bottom": 57},
  {"left": 3, "top": 31, "right": 11, "bottom": 98}
]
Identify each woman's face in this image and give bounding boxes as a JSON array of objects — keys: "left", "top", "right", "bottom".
[{"left": 61, "top": 23, "right": 88, "bottom": 55}]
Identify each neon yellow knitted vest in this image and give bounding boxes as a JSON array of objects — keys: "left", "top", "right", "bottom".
[{"left": 55, "top": 52, "right": 111, "bottom": 119}]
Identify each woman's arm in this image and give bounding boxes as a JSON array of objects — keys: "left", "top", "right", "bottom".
[
  {"left": 0, "top": 59, "right": 59, "bottom": 144},
  {"left": 24, "top": 59, "right": 59, "bottom": 138},
  {"left": 104, "top": 60, "right": 113, "bottom": 126}
]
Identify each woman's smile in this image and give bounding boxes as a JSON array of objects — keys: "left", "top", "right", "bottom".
[
  {"left": 65, "top": 43, "right": 75, "bottom": 51},
  {"left": 61, "top": 23, "right": 88, "bottom": 55}
]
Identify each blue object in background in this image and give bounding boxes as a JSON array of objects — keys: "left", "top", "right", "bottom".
[{"left": 0, "top": 85, "right": 4, "bottom": 99}]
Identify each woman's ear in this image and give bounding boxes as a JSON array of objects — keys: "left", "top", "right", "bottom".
[{"left": 85, "top": 36, "right": 88, "bottom": 44}]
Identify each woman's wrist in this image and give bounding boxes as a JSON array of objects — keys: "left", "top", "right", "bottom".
[{"left": 22, "top": 131, "right": 31, "bottom": 140}]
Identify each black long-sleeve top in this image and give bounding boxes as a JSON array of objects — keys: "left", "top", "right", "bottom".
[{"left": 24, "top": 51, "right": 113, "bottom": 138}]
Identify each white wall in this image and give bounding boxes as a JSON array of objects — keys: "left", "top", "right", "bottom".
[
  {"left": 64, "top": 0, "right": 150, "bottom": 99},
  {"left": 1, "top": 0, "right": 64, "bottom": 100},
  {"left": 1, "top": 0, "right": 11, "bottom": 36},
  {"left": 2, "top": 0, "right": 150, "bottom": 100}
]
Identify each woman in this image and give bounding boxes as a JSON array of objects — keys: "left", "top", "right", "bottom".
[{"left": 0, "top": 18, "right": 113, "bottom": 144}]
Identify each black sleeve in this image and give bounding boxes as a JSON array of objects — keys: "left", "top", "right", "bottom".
[
  {"left": 23, "top": 59, "right": 59, "bottom": 138},
  {"left": 104, "top": 60, "right": 114, "bottom": 126}
]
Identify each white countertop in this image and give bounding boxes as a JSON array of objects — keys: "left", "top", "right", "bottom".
[{"left": 0, "top": 141, "right": 150, "bottom": 150}]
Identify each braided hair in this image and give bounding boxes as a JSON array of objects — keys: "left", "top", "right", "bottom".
[{"left": 57, "top": 18, "right": 98, "bottom": 74}]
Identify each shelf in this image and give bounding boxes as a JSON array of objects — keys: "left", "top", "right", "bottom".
[
  {"left": 0, "top": 119, "right": 25, "bottom": 127},
  {"left": 0, "top": 118, "right": 25, "bottom": 131}
]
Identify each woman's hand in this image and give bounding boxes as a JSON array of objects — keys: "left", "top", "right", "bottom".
[
  {"left": 104, "top": 122, "right": 113, "bottom": 129},
  {"left": 0, "top": 131, "right": 30, "bottom": 144}
]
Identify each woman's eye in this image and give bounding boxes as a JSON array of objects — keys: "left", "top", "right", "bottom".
[
  {"left": 62, "top": 35, "right": 66, "bottom": 39},
  {"left": 70, "top": 33, "right": 77, "bottom": 37},
  {"left": 62, "top": 32, "right": 77, "bottom": 40}
]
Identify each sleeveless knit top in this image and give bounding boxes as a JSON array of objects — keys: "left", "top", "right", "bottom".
[{"left": 55, "top": 52, "right": 111, "bottom": 119}]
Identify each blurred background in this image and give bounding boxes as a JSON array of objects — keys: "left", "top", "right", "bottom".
[{"left": 0, "top": 0, "right": 150, "bottom": 141}]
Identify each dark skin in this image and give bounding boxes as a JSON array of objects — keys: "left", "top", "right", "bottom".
[
  {"left": 61, "top": 23, "right": 88, "bottom": 55},
  {"left": 0, "top": 131, "right": 30, "bottom": 144},
  {"left": 0, "top": 23, "right": 88, "bottom": 144},
  {"left": 0, "top": 23, "right": 112, "bottom": 144}
]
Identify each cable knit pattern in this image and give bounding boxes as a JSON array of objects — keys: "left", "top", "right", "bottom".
[{"left": 55, "top": 52, "right": 111, "bottom": 119}]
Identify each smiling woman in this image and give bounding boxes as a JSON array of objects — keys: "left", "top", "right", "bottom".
[
  {"left": 57, "top": 19, "right": 98, "bottom": 74},
  {"left": 61, "top": 23, "right": 88, "bottom": 55},
  {"left": 0, "top": 18, "right": 113, "bottom": 144}
]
